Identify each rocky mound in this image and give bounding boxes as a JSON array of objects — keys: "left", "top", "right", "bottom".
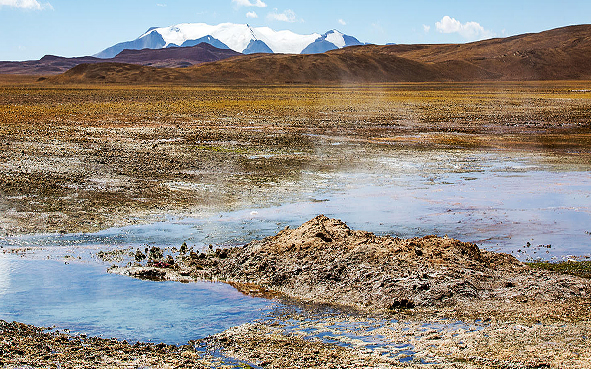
[{"left": 159, "top": 215, "right": 589, "bottom": 313}]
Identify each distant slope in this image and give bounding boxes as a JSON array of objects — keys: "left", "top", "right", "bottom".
[
  {"left": 49, "top": 24, "right": 591, "bottom": 84},
  {"left": 52, "top": 63, "right": 191, "bottom": 84},
  {"left": 181, "top": 50, "right": 448, "bottom": 83},
  {"left": 0, "top": 43, "right": 240, "bottom": 75},
  {"left": 111, "top": 43, "right": 240, "bottom": 68},
  {"left": 47, "top": 49, "right": 486, "bottom": 84},
  {"left": 0, "top": 55, "right": 102, "bottom": 75},
  {"left": 386, "top": 24, "right": 591, "bottom": 81}
]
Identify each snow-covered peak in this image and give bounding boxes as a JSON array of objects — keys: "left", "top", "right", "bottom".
[
  {"left": 140, "top": 23, "right": 250, "bottom": 51},
  {"left": 324, "top": 30, "right": 346, "bottom": 48},
  {"left": 96, "top": 22, "right": 364, "bottom": 58},
  {"left": 140, "top": 22, "right": 320, "bottom": 54},
  {"left": 252, "top": 26, "right": 320, "bottom": 54}
]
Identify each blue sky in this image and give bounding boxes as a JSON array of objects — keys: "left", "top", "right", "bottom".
[{"left": 0, "top": 0, "right": 589, "bottom": 61}]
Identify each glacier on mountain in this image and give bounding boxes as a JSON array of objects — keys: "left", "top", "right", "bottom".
[{"left": 95, "top": 22, "right": 363, "bottom": 58}]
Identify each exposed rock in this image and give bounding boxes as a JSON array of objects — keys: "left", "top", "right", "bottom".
[{"left": 111, "top": 215, "right": 591, "bottom": 319}]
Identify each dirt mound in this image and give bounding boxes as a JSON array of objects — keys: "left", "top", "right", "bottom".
[{"left": 158, "top": 215, "right": 590, "bottom": 313}]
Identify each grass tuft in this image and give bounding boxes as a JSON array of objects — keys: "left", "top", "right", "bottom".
[{"left": 526, "top": 260, "right": 591, "bottom": 279}]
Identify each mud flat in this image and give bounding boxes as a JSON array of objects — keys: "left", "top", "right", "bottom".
[
  {"left": 1, "top": 318, "right": 477, "bottom": 369},
  {"left": 0, "top": 320, "right": 212, "bottom": 369}
]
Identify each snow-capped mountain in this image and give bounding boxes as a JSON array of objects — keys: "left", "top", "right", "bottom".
[
  {"left": 302, "top": 30, "right": 363, "bottom": 54},
  {"left": 95, "top": 23, "right": 364, "bottom": 58}
]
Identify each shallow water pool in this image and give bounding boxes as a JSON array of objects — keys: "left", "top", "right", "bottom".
[{"left": 0, "top": 255, "right": 273, "bottom": 344}]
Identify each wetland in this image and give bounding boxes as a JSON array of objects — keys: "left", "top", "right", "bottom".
[{"left": 1, "top": 80, "right": 591, "bottom": 368}]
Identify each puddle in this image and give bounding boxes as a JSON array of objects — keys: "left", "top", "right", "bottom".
[
  {"left": 258, "top": 303, "right": 485, "bottom": 364},
  {"left": 0, "top": 255, "right": 273, "bottom": 345}
]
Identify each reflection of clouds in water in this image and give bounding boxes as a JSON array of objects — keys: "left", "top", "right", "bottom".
[{"left": 0, "top": 257, "right": 10, "bottom": 295}]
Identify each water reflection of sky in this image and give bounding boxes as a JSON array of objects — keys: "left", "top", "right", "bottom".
[
  {"left": 0, "top": 256, "right": 274, "bottom": 344},
  {"left": 0, "top": 257, "right": 10, "bottom": 296}
]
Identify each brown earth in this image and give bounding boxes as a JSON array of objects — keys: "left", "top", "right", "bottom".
[
  {"left": 0, "top": 320, "right": 209, "bottom": 368},
  {"left": 208, "top": 318, "right": 591, "bottom": 368},
  {"left": 47, "top": 24, "right": 591, "bottom": 84},
  {"left": 3, "top": 319, "right": 508, "bottom": 369}
]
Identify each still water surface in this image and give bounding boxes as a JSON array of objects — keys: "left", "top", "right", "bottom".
[{"left": 0, "top": 256, "right": 273, "bottom": 344}]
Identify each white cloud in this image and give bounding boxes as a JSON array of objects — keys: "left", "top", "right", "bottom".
[
  {"left": 157, "top": 3, "right": 166, "bottom": 7},
  {"left": 267, "top": 8, "right": 297, "bottom": 22},
  {"left": 423, "top": 24, "right": 430, "bottom": 33},
  {"left": 232, "top": 0, "right": 266, "bottom": 7},
  {"left": 435, "top": 16, "right": 495, "bottom": 40},
  {"left": 246, "top": 11, "right": 258, "bottom": 18},
  {"left": 338, "top": 19, "right": 346, "bottom": 26},
  {"left": 0, "top": 0, "right": 52, "bottom": 10}
]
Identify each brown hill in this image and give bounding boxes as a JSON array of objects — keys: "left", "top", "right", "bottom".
[
  {"left": 0, "top": 43, "right": 240, "bottom": 75},
  {"left": 49, "top": 24, "right": 591, "bottom": 84},
  {"left": 0, "top": 55, "right": 101, "bottom": 75},
  {"left": 52, "top": 62, "right": 191, "bottom": 84},
  {"left": 386, "top": 24, "right": 591, "bottom": 80},
  {"left": 111, "top": 43, "right": 240, "bottom": 68}
]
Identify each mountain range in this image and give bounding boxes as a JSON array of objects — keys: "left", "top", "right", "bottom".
[
  {"left": 95, "top": 23, "right": 364, "bottom": 58},
  {"left": 47, "top": 24, "right": 591, "bottom": 84}
]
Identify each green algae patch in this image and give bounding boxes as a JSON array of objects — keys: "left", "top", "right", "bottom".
[{"left": 527, "top": 260, "right": 591, "bottom": 279}]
